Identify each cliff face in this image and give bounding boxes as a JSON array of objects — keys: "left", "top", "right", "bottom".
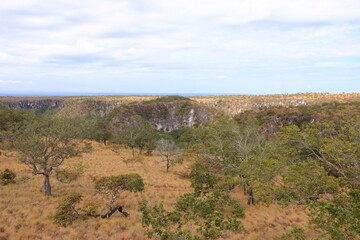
[
  {"left": 0, "top": 99, "right": 65, "bottom": 112},
  {"left": 109, "top": 100, "right": 216, "bottom": 132},
  {"left": 193, "top": 93, "right": 360, "bottom": 115},
  {"left": 0, "top": 96, "right": 217, "bottom": 132}
]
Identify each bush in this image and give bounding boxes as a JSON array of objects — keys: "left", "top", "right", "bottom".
[
  {"left": 53, "top": 192, "right": 83, "bottom": 227},
  {"left": 0, "top": 169, "right": 16, "bottom": 185}
]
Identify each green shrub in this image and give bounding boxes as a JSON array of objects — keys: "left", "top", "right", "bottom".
[{"left": 53, "top": 192, "right": 83, "bottom": 227}]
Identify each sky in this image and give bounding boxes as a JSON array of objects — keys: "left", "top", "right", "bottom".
[{"left": 0, "top": 0, "right": 359, "bottom": 95}]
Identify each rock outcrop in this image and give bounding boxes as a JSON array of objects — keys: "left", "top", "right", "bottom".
[
  {"left": 109, "top": 98, "right": 216, "bottom": 132},
  {"left": 0, "top": 99, "right": 65, "bottom": 112}
]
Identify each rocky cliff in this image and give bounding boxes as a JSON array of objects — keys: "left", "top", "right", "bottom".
[
  {"left": 0, "top": 98, "right": 65, "bottom": 114},
  {"left": 109, "top": 97, "right": 217, "bottom": 132}
]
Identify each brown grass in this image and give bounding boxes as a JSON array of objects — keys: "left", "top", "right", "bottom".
[{"left": 1, "top": 143, "right": 316, "bottom": 240}]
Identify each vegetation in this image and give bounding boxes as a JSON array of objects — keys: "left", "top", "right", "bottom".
[
  {"left": 2, "top": 115, "right": 88, "bottom": 195},
  {"left": 0, "top": 97, "right": 359, "bottom": 239},
  {"left": 115, "top": 115, "right": 156, "bottom": 157},
  {"left": 143, "top": 95, "right": 192, "bottom": 104},
  {"left": 85, "top": 116, "right": 113, "bottom": 145},
  {"left": 139, "top": 166, "right": 244, "bottom": 240},
  {"left": 0, "top": 168, "right": 16, "bottom": 185},
  {"left": 54, "top": 174, "right": 145, "bottom": 227},
  {"left": 155, "top": 138, "right": 183, "bottom": 172}
]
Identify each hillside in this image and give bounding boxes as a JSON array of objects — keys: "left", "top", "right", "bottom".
[{"left": 0, "top": 93, "right": 359, "bottom": 117}]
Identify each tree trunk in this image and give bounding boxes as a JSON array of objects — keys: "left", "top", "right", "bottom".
[
  {"left": 103, "top": 138, "right": 107, "bottom": 145},
  {"left": 166, "top": 158, "right": 170, "bottom": 172},
  {"left": 78, "top": 205, "right": 129, "bottom": 219},
  {"left": 101, "top": 205, "right": 129, "bottom": 219},
  {"left": 131, "top": 147, "right": 135, "bottom": 157},
  {"left": 43, "top": 174, "right": 52, "bottom": 196},
  {"left": 247, "top": 188, "right": 255, "bottom": 205}
]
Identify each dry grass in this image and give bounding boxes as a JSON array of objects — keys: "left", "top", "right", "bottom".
[{"left": 1, "top": 143, "right": 315, "bottom": 240}]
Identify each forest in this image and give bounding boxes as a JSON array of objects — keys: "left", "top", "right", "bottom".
[{"left": 0, "top": 96, "right": 359, "bottom": 240}]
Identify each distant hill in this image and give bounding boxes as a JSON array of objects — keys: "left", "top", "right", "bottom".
[
  {"left": 0, "top": 93, "right": 359, "bottom": 117},
  {"left": 235, "top": 101, "right": 360, "bottom": 136}
]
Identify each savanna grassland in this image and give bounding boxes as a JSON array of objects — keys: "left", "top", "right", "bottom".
[
  {"left": 0, "top": 93, "right": 359, "bottom": 240},
  {"left": 1, "top": 143, "right": 312, "bottom": 240}
]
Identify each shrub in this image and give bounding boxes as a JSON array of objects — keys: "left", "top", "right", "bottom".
[
  {"left": 53, "top": 192, "right": 83, "bottom": 227},
  {"left": 0, "top": 169, "right": 16, "bottom": 185}
]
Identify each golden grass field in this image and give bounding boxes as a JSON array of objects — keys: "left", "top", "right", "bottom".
[{"left": 0, "top": 142, "right": 319, "bottom": 240}]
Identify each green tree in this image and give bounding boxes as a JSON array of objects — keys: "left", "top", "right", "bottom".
[
  {"left": 187, "top": 116, "right": 265, "bottom": 204},
  {"left": 85, "top": 116, "right": 113, "bottom": 145},
  {"left": 239, "top": 118, "right": 359, "bottom": 238},
  {"left": 139, "top": 166, "right": 244, "bottom": 240},
  {"left": 54, "top": 173, "right": 145, "bottom": 226},
  {"left": 5, "top": 115, "right": 87, "bottom": 195},
  {"left": 0, "top": 105, "right": 33, "bottom": 143},
  {"left": 309, "top": 190, "right": 360, "bottom": 240},
  {"left": 94, "top": 173, "right": 144, "bottom": 218}
]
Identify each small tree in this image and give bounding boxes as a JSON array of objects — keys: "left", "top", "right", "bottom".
[
  {"left": 139, "top": 168, "right": 244, "bottom": 240},
  {"left": 54, "top": 173, "right": 145, "bottom": 226},
  {"left": 86, "top": 116, "right": 113, "bottom": 145},
  {"left": 6, "top": 115, "right": 87, "bottom": 195},
  {"left": 116, "top": 115, "right": 156, "bottom": 157},
  {"left": 94, "top": 173, "right": 144, "bottom": 218},
  {"left": 155, "top": 138, "right": 182, "bottom": 172}
]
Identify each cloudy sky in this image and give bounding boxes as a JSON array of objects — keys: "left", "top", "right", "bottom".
[{"left": 0, "top": 0, "right": 359, "bottom": 95}]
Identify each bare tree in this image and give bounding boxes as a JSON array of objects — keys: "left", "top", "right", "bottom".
[
  {"left": 155, "top": 138, "right": 182, "bottom": 172},
  {"left": 116, "top": 115, "right": 156, "bottom": 157}
]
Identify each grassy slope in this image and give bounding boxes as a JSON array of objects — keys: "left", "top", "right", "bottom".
[{"left": 1, "top": 143, "right": 315, "bottom": 240}]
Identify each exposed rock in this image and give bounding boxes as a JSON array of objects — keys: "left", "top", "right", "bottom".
[
  {"left": 0, "top": 99, "right": 64, "bottom": 111},
  {"left": 109, "top": 100, "right": 216, "bottom": 132}
]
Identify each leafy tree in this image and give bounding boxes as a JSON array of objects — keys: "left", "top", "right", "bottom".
[
  {"left": 54, "top": 173, "right": 145, "bottom": 226},
  {"left": 309, "top": 189, "right": 360, "bottom": 240},
  {"left": 5, "top": 115, "right": 87, "bottom": 195},
  {"left": 85, "top": 116, "right": 113, "bottom": 145},
  {"left": 116, "top": 115, "right": 156, "bottom": 156},
  {"left": 0, "top": 105, "right": 33, "bottom": 143},
  {"left": 94, "top": 173, "right": 144, "bottom": 218},
  {"left": 186, "top": 116, "right": 265, "bottom": 204},
  {"left": 54, "top": 192, "right": 83, "bottom": 227},
  {"left": 155, "top": 138, "right": 182, "bottom": 172},
  {"left": 55, "top": 161, "right": 85, "bottom": 184},
  {"left": 276, "top": 118, "right": 360, "bottom": 189},
  {"left": 239, "top": 118, "right": 359, "bottom": 238},
  {"left": 139, "top": 166, "right": 244, "bottom": 240}
]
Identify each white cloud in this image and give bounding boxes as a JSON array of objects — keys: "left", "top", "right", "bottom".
[
  {"left": 216, "top": 75, "right": 227, "bottom": 79},
  {"left": 0, "top": 0, "right": 359, "bottom": 93},
  {"left": 0, "top": 80, "right": 22, "bottom": 84}
]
